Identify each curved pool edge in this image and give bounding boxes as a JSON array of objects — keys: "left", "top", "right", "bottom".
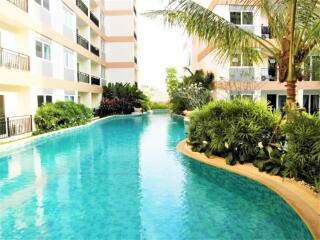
[{"left": 177, "top": 139, "right": 320, "bottom": 239}]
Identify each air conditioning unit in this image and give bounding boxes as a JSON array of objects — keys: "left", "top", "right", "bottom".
[{"left": 261, "top": 75, "right": 267, "bottom": 81}]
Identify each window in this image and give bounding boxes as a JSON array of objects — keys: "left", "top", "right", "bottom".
[
  {"left": 267, "top": 94, "right": 286, "bottom": 110},
  {"left": 303, "top": 94, "right": 320, "bottom": 114},
  {"left": 37, "top": 95, "right": 52, "bottom": 107},
  {"left": 230, "top": 11, "right": 253, "bottom": 25},
  {"left": 63, "top": 6, "right": 73, "bottom": 28},
  {"left": 64, "top": 49, "right": 74, "bottom": 69},
  {"left": 230, "top": 53, "right": 253, "bottom": 67},
  {"left": 230, "top": 93, "right": 253, "bottom": 100},
  {"left": 305, "top": 56, "right": 320, "bottom": 81},
  {"left": 36, "top": 40, "right": 51, "bottom": 60},
  {"left": 65, "top": 95, "right": 75, "bottom": 102},
  {"left": 278, "top": 95, "right": 287, "bottom": 109},
  {"left": 35, "top": 0, "right": 50, "bottom": 10}
]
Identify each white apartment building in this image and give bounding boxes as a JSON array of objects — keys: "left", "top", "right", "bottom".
[
  {"left": 0, "top": 0, "right": 138, "bottom": 138},
  {"left": 190, "top": 0, "right": 320, "bottom": 113}
]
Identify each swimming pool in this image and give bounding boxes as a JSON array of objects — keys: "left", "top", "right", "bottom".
[{"left": 0, "top": 113, "right": 312, "bottom": 239}]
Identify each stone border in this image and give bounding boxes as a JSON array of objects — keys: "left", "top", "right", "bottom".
[{"left": 177, "top": 139, "right": 320, "bottom": 239}]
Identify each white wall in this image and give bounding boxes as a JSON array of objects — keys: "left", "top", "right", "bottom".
[
  {"left": 106, "top": 42, "right": 134, "bottom": 62},
  {"left": 105, "top": 16, "right": 134, "bottom": 36},
  {"left": 105, "top": 0, "right": 134, "bottom": 10},
  {"left": 106, "top": 68, "right": 136, "bottom": 84}
]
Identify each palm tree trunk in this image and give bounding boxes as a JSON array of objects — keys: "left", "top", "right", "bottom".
[{"left": 286, "top": 0, "right": 297, "bottom": 108}]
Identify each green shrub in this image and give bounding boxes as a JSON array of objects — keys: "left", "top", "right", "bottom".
[
  {"left": 282, "top": 111, "right": 320, "bottom": 189},
  {"left": 98, "top": 83, "right": 150, "bottom": 116},
  {"left": 188, "top": 99, "right": 279, "bottom": 165},
  {"left": 34, "top": 101, "right": 93, "bottom": 134},
  {"left": 150, "top": 102, "right": 170, "bottom": 109}
]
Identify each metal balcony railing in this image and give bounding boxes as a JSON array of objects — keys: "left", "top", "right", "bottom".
[
  {"left": 78, "top": 71, "right": 90, "bottom": 83},
  {"left": 134, "top": 56, "right": 137, "bottom": 64},
  {"left": 0, "top": 47, "right": 30, "bottom": 71},
  {"left": 134, "top": 32, "right": 137, "bottom": 40},
  {"left": 229, "top": 67, "right": 255, "bottom": 81},
  {"left": 90, "top": 12, "right": 99, "bottom": 27},
  {"left": 90, "top": 44, "right": 100, "bottom": 57},
  {"left": 133, "top": 6, "right": 137, "bottom": 15},
  {"left": 7, "top": 0, "right": 28, "bottom": 12},
  {"left": 0, "top": 115, "right": 32, "bottom": 139},
  {"left": 76, "top": 0, "right": 88, "bottom": 16},
  {"left": 91, "top": 75, "right": 100, "bottom": 85},
  {"left": 77, "top": 33, "right": 89, "bottom": 50}
]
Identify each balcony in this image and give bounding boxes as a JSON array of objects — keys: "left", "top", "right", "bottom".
[
  {"left": 76, "top": 0, "right": 88, "bottom": 16},
  {"left": 0, "top": 115, "right": 33, "bottom": 139},
  {"left": 90, "top": 12, "right": 99, "bottom": 27},
  {"left": 91, "top": 75, "right": 100, "bottom": 85},
  {"left": 261, "top": 26, "right": 272, "bottom": 39},
  {"left": 77, "top": 33, "right": 89, "bottom": 50},
  {"left": 229, "top": 67, "right": 255, "bottom": 81},
  {"left": 78, "top": 71, "right": 90, "bottom": 83},
  {"left": 7, "top": 0, "right": 28, "bottom": 12},
  {"left": 0, "top": 47, "right": 30, "bottom": 71},
  {"left": 90, "top": 44, "right": 100, "bottom": 57}
]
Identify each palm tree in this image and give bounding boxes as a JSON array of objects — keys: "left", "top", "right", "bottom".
[{"left": 146, "top": 0, "right": 320, "bottom": 108}]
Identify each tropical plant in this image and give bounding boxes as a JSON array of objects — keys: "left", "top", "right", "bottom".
[
  {"left": 188, "top": 99, "right": 280, "bottom": 165},
  {"left": 147, "top": 0, "right": 320, "bottom": 107},
  {"left": 282, "top": 111, "right": 320, "bottom": 189},
  {"left": 166, "top": 67, "right": 214, "bottom": 113},
  {"left": 150, "top": 102, "right": 170, "bottom": 109},
  {"left": 34, "top": 101, "right": 93, "bottom": 134},
  {"left": 98, "top": 83, "right": 150, "bottom": 116}
]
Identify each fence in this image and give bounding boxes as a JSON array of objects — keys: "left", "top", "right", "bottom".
[{"left": 0, "top": 115, "right": 33, "bottom": 139}]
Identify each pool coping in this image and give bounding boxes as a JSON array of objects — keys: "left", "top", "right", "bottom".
[{"left": 177, "top": 139, "right": 320, "bottom": 239}]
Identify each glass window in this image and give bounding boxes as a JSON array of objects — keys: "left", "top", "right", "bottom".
[
  {"left": 303, "top": 95, "right": 310, "bottom": 112},
  {"left": 311, "top": 95, "right": 319, "bottom": 114},
  {"left": 44, "top": 43, "right": 51, "bottom": 60},
  {"left": 242, "top": 54, "right": 253, "bottom": 66},
  {"left": 278, "top": 95, "right": 287, "bottom": 109},
  {"left": 231, "top": 54, "right": 241, "bottom": 66},
  {"left": 242, "top": 12, "right": 253, "bottom": 25},
  {"left": 36, "top": 41, "right": 43, "bottom": 58},
  {"left": 267, "top": 94, "right": 277, "bottom": 109},
  {"left": 37, "top": 95, "right": 44, "bottom": 107},
  {"left": 64, "top": 50, "right": 74, "bottom": 69},
  {"left": 35, "top": 0, "right": 41, "bottom": 5},
  {"left": 64, "top": 6, "right": 73, "bottom": 28},
  {"left": 43, "top": 0, "right": 50, "bottom": 10},
  {"left": 230, "top": 12, "right": 241, "bottom": 25},
  {"left": 65, "top": 96, "right": 75, "bottom": 102},
  {"left": 46, "top": 95, "right": 52, "bottom": 103}
]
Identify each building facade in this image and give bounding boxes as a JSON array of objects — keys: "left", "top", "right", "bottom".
[
  {"left": 190, "top": 0, "right": 320, "bottom": 113},
  {"left": 0, "top": 0, "right": 137, "bottom": 138}
]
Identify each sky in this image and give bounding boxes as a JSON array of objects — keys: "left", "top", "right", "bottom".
[{"left": 137, "top": 0, "right": 189, "bottom": 91}]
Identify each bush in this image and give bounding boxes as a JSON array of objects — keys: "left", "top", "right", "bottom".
[
  {"left": 34, "top": 101, "right": 93, "bottom": 134},
  {"left": 188, "top": 99, "right": 279, "bottom": 165},
  {"left": 150, "top": 102, "right": 170, "bottom": 109},
  {"left": 282, "top": 111, "right": 320, "bottom": 189},
  {"left": 98, "top": 83, "right": 150, "bottom": 117},
  {"left": 166, "top": 67, "right": 214, "bottom": 114}
]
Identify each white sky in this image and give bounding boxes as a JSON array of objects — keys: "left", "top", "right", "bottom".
[{"left": 137, "top": 0, "right": 188, "bottom": 91}]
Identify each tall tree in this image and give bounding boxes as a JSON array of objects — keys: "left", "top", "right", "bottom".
[{"left": 146, "top": 0, "right": 320, "bottom": 107}]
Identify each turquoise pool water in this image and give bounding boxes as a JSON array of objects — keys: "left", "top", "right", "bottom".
[{"left": 0, "top": 113, "right": 312, "bottom": 239}]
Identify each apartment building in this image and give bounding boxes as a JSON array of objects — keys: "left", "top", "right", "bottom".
[
  {"left": 0, "top": 0, "right": 137, "bottom": 138},
  {"left": 190, "top": 0, "right": 320, "bottom": 113}
]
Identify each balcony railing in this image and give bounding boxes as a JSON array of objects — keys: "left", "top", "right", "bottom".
[
  {"left": 0, "top": 47, "right": 30, "bottom": 71},
  {"left": 7, "top": 0, "right": 28, "bottom": 12},
  {"left": 77, "top": 33, "right": 89, "bottom": 50},
  {"left": 91, "top": 75, "right": 100, "bottom": 85},
  {"left": 78, "top": 71, "right": 90, "bottom": 83},
  {"left": 0, "top": 115, "right": 32, "bottom": 139},
  {"left": 261, "top": 26, "right": 272, "bottom": 39},
  {"left": 76, "top": 0, "right": 88, "bottom": 16},
  {"left": 134, "top": 32, "right": 137, "bottom": 40},
  {"left": 134, "top": 56, "right": 137, "bottom": 64},
  {"left": 133, "top": 6, "right": 137, "bottom": 15},
  {"left": 229, "top": 67, "right": 255, "bottom": 81},
  {"left": 90, "top": 12, "right": 99, "bottom": 27},
  {"left": 90, "top": 44, "right": 100, "bottom": 57}
]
